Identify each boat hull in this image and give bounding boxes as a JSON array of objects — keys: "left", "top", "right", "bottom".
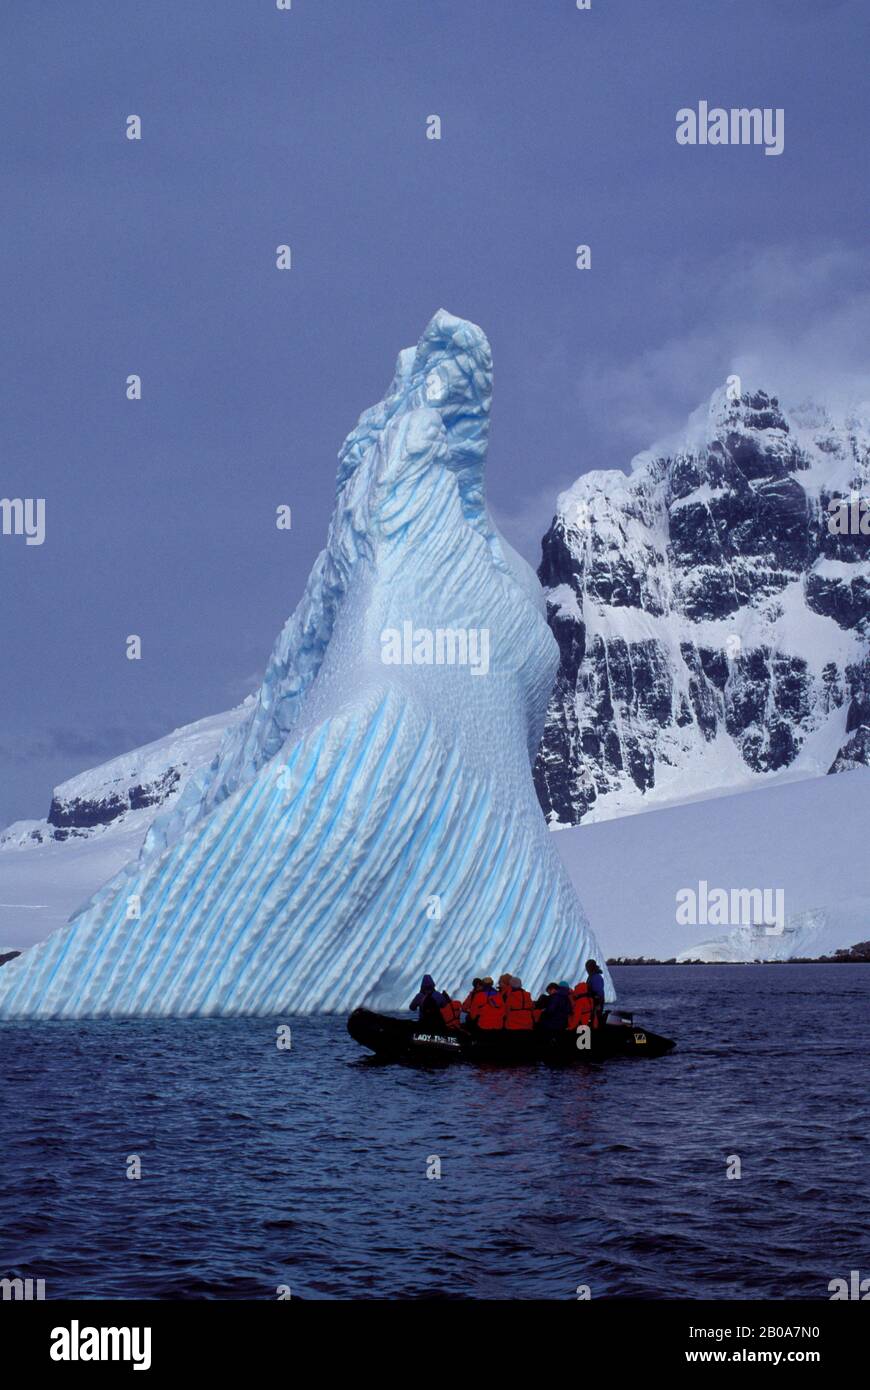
[{"left": 347, "top": 1007, "right": 675, "bottom": 1064}]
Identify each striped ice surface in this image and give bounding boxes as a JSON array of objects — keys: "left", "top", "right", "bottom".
[{"left": 0, "top": 311, "right": 609, "bottom": 1017}]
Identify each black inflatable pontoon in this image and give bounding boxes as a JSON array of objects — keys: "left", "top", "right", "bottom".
[{"left": 347, "top": 1007, "right": 675, "bottom": 1064}]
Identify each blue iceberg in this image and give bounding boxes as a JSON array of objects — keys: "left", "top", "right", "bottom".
[{"left": 0, "top": 311, "right": 610, "bottom": 1017}]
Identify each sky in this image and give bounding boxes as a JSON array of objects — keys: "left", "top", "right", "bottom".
[{"left": 1, "top": 0, "right": 868, "bottom": 824}]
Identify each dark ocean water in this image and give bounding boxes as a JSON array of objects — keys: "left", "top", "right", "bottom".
[{"left": 1, "top": 965, "right": 868, "bottom": 1301}]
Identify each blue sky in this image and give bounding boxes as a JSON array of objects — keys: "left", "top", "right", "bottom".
[{"left": 1, "top": 0, "right": 868, "bottom": 822}]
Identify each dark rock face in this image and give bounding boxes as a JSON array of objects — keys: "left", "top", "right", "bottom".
[
  {"left": 47, "top": 768, "right": 181, "bottom": 839},
  {"left": 807, "top": 568, "right": 870, "bottom": 629},
  {"left": 534, "top": 389, "right": 870, "bottom": 823},
  {"left": 830, "top": 659, "right": 870, "bottom": 772}
]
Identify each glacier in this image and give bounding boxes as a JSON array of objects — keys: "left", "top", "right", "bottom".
[
  {"left": 554, "top": 765, "right": 870, "bottom": 963},
  {"left": 0, "top": 310, "right": 609, "bottom": 1018}
]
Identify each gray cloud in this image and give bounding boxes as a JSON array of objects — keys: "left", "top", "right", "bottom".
[
  {"left": 0, "top": 724, "right": 166, "bottom": 768},
  {"left": 576, "top": 243, "right": 870, "bottom": 458},
  {"left": 495, "top": 243, "right": 870, "bottom": 565}
]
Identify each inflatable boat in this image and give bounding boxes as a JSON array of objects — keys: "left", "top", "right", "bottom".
[{"left": 347, "top": 1007, "right": 676, "bottom": 1064}]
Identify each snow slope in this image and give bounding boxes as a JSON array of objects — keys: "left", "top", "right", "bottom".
[
  {"left": 554, "top": 766, "right": 870, "bottom": 962},
  {"left": 0, "top": 311, "right": 608, "bottom": 1018},
  {"left": 0, "top": 812, "right": 154, "bottom": 953}
]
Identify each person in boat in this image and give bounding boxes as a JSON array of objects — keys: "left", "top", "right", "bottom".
[
  {"left": 567, "top": 980, "right": 595, "bottom": 1031},
  {"left": 537, "top": 981, "right": 573, "bottom": 1032},
  {"left": 476, "top": 978, "right": 506, "bottom": 1030},
  {"left": 461, "top": 977, "right": 491, "bottom": 1026},
  {"left": 409, "top": 974, "right": 447, "bottom": 1026},
  {"left": 439, "top": 990, "right": 464, "bottom": 1031},
  {"left": 462, "top": 977, "right": 483, "bottom": 1016},
  {"left": 534, "top": 983, "right": 555, "bottom": 1012},
  {"left": 500, "top": 974, "right": 536, "bottom": 1030},
  {"left": 584, "top": 959, "right": 606, "bottom": 1026}
]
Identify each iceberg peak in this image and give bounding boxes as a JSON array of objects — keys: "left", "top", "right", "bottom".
[{"left": 0, "top": 312, "right": 608, "bottom": 1018}]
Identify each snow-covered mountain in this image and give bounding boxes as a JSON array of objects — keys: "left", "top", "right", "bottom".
[
  {"left": 535, "top": 387, "right": 870, "bottom": 825},
  {"left": 0, "top": 705, "right": 249, "bottom": 851},
  {"left": 0, "top": 706, "right": 249, "bottom": 951}
]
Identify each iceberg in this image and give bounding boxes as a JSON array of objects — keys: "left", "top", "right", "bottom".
[{"left": 0, "top": 310, "right": 609, "bottom": 1017}]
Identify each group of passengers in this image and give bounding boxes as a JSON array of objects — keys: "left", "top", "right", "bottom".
[{"left": 409, "top": 961, "right": 606, "bottom": 1035}]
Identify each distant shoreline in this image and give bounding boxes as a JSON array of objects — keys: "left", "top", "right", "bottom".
[{"left": 609, "top": 944, "right": 870, "bottom": 967}]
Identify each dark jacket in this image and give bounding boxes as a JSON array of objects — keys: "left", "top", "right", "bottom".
[
  {"left": 587, "top": 970, "right": 606, "bottom": 1004},
  {"left": 539, "top": 987, "right": 572, "bottom": 1031},
  {"left": 409, "top": 975, "right": 446, "bottom": 1015}
]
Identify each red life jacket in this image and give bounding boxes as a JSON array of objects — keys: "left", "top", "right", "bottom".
[
  {"left": 462, "top": 988, "right": 489, "bottom": 1021},
  {"left": 477, "top": 992, "right": 506, "bottom": 1030},
  {"left": 568, "top": 982, "right": 595, "bottom": 1030},
  {"left": 439, "top": 998, "right": 463, "bottom": 1030},
  {"left": 503, "top": 987, "right": 535, "bottom": 1030}
]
